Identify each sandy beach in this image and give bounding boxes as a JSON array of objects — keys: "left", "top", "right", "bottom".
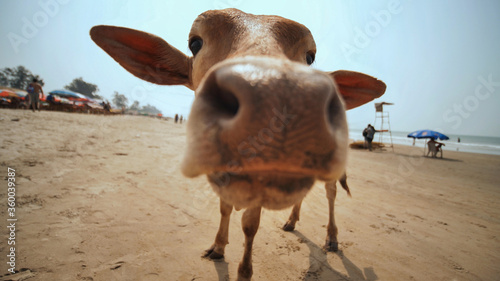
[{"left": 1, "top": 109, "right": 499, "bottom": 281}]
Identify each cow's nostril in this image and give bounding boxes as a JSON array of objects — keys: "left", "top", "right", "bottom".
[
  {"left": 206, "top": 85, "right": 240, "bottom": 118},
  {"left": 327, "top": 96, "right": 342, "bottom": 127}
]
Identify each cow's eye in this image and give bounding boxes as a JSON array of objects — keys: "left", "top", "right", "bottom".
[
  {"left": 189, "top": 37, "right": 203, "bottom": 56},
  {"left": 306, "top": 52, "right": 315, "bottom": 65}
]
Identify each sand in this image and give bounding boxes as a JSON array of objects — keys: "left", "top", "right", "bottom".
[{"left": 1, "top": 108, "right": 499, "bottom": 281}]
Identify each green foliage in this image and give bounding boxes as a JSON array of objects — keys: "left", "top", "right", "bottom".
[
  {"left": 64, "top": 77, "right": 99, "bottom": 98},
  {"left": 0, "top": 65, "right": 45, "bottom": 89},
  {"left": 127, "top": 100, "right": 162, "bottom": 115},
  {"left": 129, "top": 100, "right": 140, "bottom": 111},
  {"left": 112, "top": 91, "right": 128, "bottom": 108},
  {"left": 140, "top": 104, "right": 162, "bottom": 115}
]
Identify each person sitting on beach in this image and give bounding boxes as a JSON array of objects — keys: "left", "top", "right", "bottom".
[
  {"left": 102, "top": 101, "right": 111, "bottom": 113},
  {"left": 427, "top": 139, "right": 437, "bottom": 157},
  {"left": 427, "top": 139, "right": 445, "bottom": 158},
  {"left": 435, "top": 141, "right": 445, "bottom": 158}
]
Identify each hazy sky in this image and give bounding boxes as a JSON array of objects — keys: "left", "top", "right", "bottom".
[{"left": 1, "top": 0, "right": 499, "bottom": 137}]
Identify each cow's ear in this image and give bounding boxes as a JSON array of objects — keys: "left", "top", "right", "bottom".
[
  {"left": 90, "top": 25, "right": 193, "bottom": 89},
  {"left": 329, "top": 70, "right": 386, "bottom": 110}
]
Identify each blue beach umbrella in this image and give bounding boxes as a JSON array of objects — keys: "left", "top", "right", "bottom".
[
  {"left": 407, "top": 129, "right": 449, "bottom": 140},
  {"left": 408, "top": 129, "right": 449, "bottom": 155},
  {"left": 49, "top": 89, "right": 81, "bottom": 99}
]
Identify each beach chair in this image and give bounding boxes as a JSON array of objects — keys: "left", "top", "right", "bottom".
[
  {"left": 436, "top": 143, "right": 444, "bottom": 158},
  {"left": 426, "top": 141, "right": 443, "bottom": 158},
  {"left": 427, "top": 141, "right": 438, "bottom": 158}
]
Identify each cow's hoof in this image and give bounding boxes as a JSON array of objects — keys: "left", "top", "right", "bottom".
[
  {"left": 203, "top": 248, "right": 224, "bottom": 260},
  {"left": 282, "top": 222, "right": 295, "bottom": 232},
  {"left": 324, "top": 241, "right": 339, "bottom": 252}
]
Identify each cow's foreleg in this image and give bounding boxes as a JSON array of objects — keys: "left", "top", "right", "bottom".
[
  {"left": 283, "top": 200, "right": 302, "bottom": 231},
  {"left": 324, "top": 181, "right": 339, "bottom": 252},
  {"left": 237, "top": 206, "right": 261, "bottom": 281},
  {"left": 204, "top": 199, "right": 233, "bottom": 259}
]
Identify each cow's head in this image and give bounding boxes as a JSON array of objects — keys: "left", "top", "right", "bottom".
[{"left": 90, "top": 8, "right": 386, "bottom": 209}]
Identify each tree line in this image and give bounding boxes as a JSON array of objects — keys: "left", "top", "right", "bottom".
[
  {"left": 0, "top": 65, "right": 162, "bottom": 115},
  {"left": 111, "top": 91, "right": 162, "bottom": 115},
  {"left": 0, "top": 65, "right": 44, "bottom": 89}
]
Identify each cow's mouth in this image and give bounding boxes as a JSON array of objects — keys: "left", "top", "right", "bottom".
[{"left": 206, "top": 171, "right": 317, "bottom": 210}]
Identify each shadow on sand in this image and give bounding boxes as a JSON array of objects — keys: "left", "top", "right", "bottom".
[
  {"left": 423, "top": 155, "right": 463, "bottom": 162},
  {"left": 393, "top": 152, "right": 463, "bottom": 162},
  {"left": 207, "top": 231, "right": 378, "bottom": 281},
  {"left": 211, "top": 257, "right": 230, "bottom": 281},
  {"left": 292, "top": 231, "right": 378, "bottom": 281}
]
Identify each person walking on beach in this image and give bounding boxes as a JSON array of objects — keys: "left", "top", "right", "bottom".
[
  {"left": 363, "top": 124, "right": 377, "bottom": 151},
  {"left": 27, "top": 78, "right": 44, "bottom": 112}
]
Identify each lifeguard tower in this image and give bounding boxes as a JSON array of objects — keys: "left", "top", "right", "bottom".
[{"left": 373, "top": 102, "right": 394, "bottom": 151}]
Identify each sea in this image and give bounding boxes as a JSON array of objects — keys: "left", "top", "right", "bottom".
[{"left": 349, "top": 129, "right": 500, "bottom": 156}]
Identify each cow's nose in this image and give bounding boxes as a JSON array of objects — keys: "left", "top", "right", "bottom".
[
  {"left": 198, "top": 58, "right": 344, "bottom": 132},
  {"left": 183, "top": 57, "right": 348, "bottom": 180}
]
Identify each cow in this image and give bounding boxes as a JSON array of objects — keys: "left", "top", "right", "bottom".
[{"left": 90, "top": 8, "right": 386, "bottom": 280}]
